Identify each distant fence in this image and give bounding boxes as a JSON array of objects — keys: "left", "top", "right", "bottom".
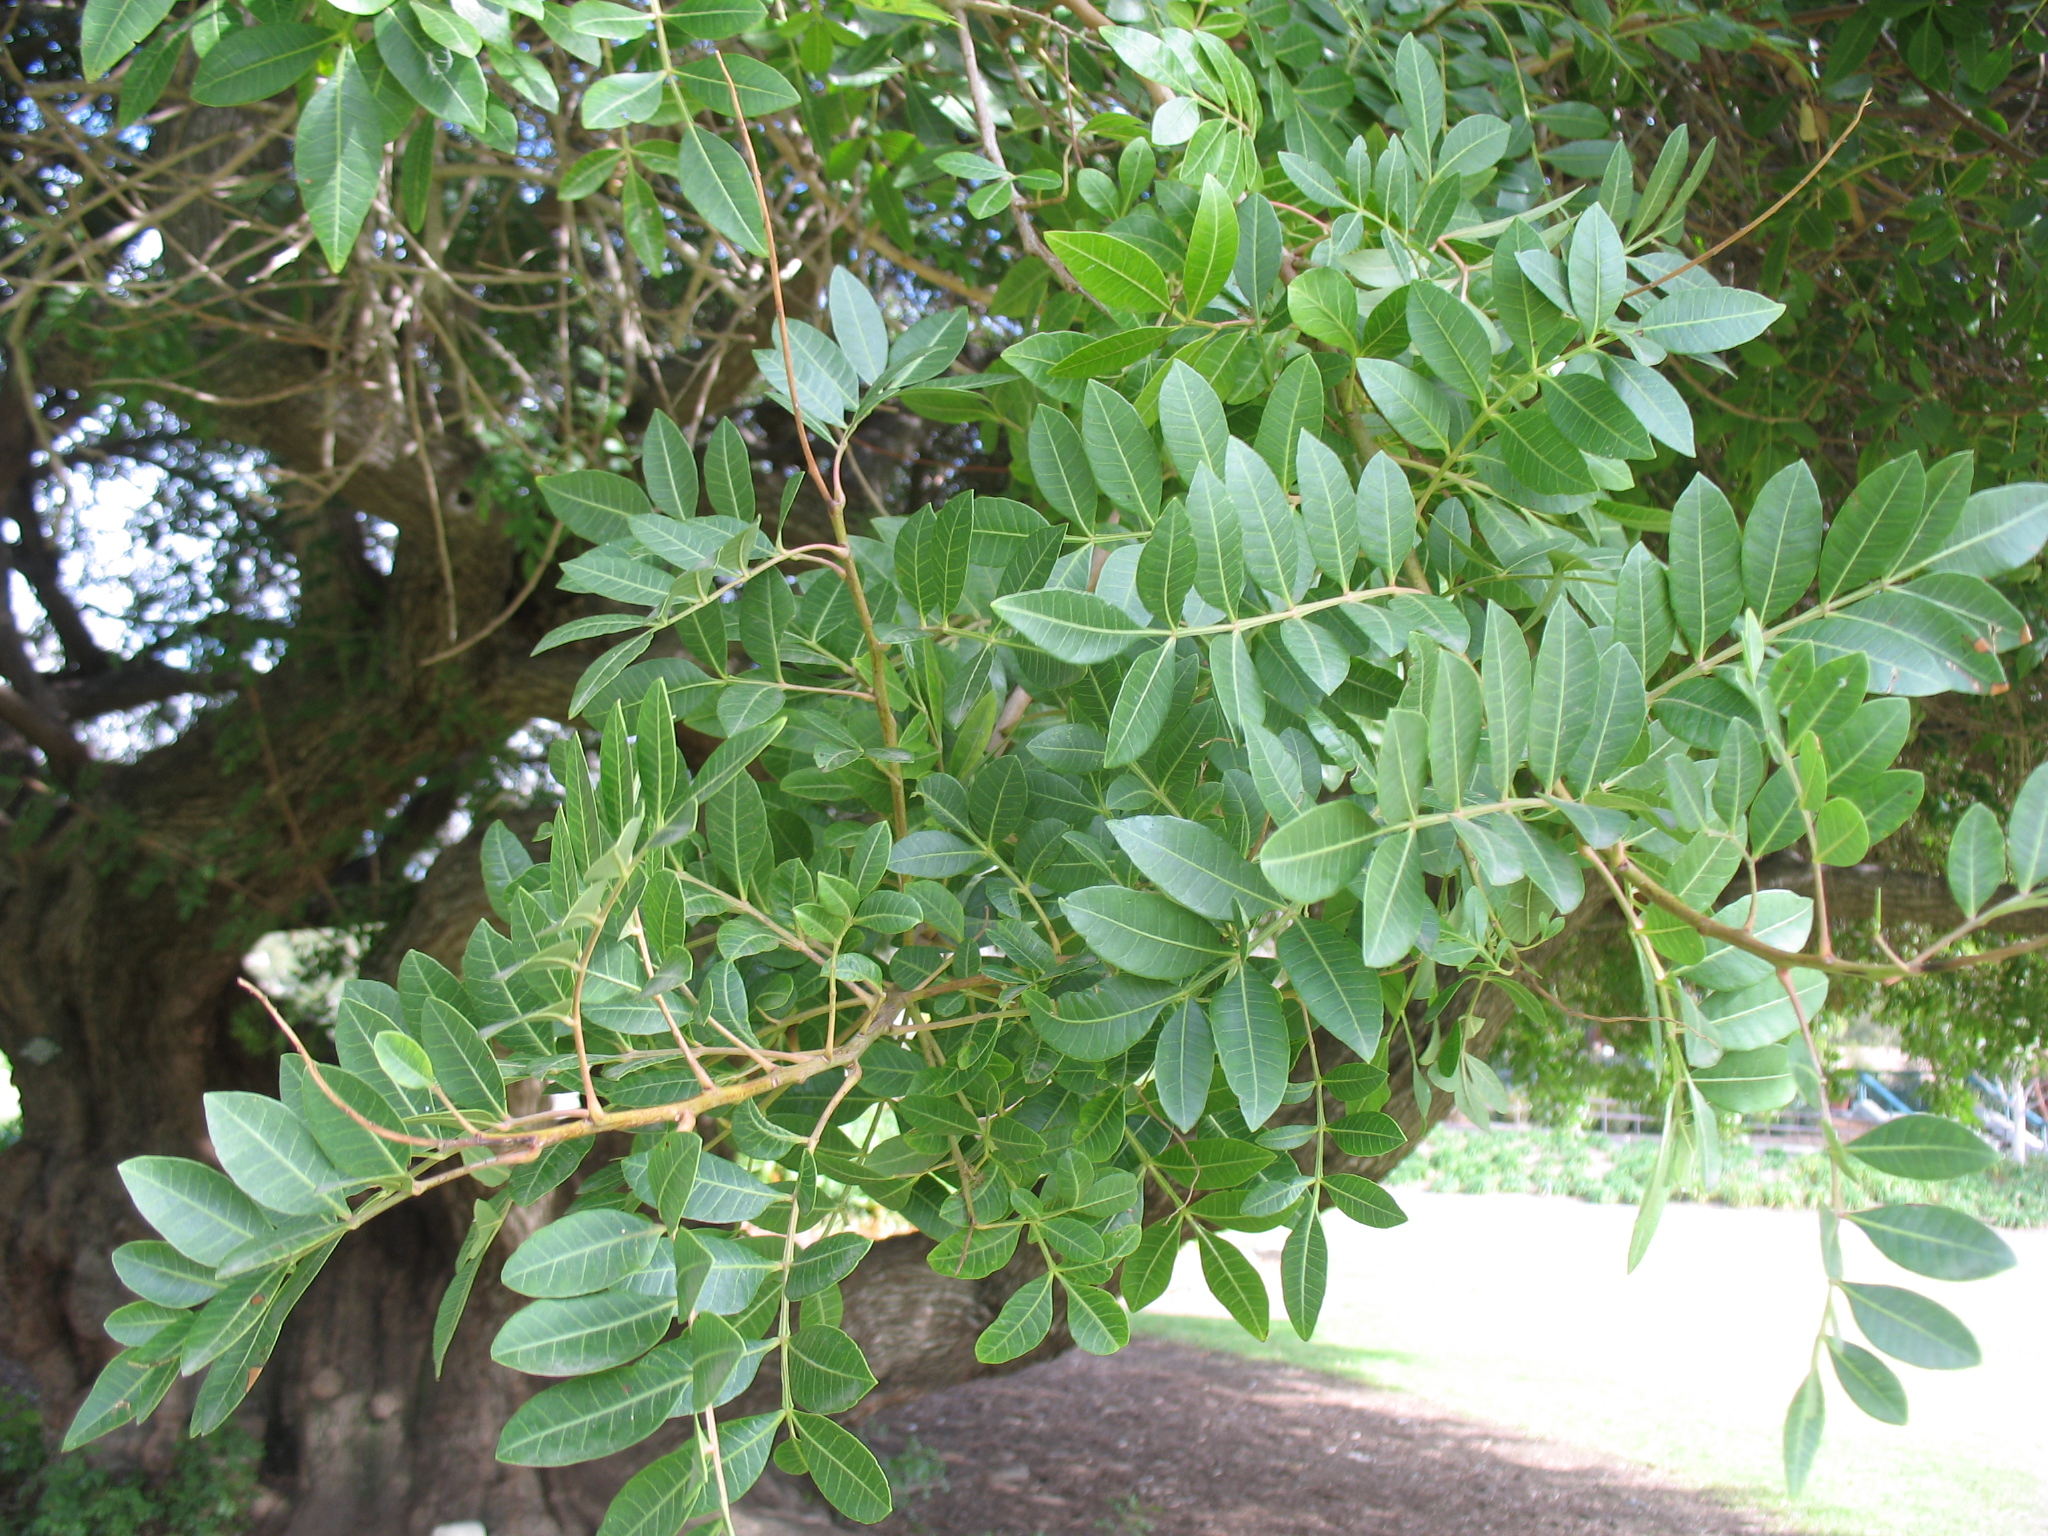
[{"left": 1466, "top": 1098, "right": 1832, "bottom": 1146}]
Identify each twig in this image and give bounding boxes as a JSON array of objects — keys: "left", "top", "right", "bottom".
[{"left": 1621, "top": 91, "right": 1872, "bottom": 300}]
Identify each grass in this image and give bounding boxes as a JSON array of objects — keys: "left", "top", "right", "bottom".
[
  {"left": 1138, "top": 1192, "right": 2047, "bottom": 1536},
  {"left": 1384, "top": 1125, "right": 2048, "bottom": 1227},
  {"left": 0, "top": 1390, "right": 258, "bottom": 1536}
]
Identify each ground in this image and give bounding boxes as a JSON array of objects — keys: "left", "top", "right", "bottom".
[
  {"left": 854, "top": 1339, "right": 1787, "bottom": 1536},
  {"left": 743, "top": 1190, "right": 2044, "bottom": 1536}
]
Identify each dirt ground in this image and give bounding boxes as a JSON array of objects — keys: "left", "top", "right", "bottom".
[{"left": 758, "top": 1339, "right": 1796, "bottom": 1536}]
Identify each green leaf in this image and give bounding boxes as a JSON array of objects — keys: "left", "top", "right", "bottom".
[
  {"left": 1828, "top": 1338, "right": 1908, "bottom": 1427},
  {"left": 792, "top": 1411, "right": 894, "bottom": 1523},
  {"left": 1612, "top": 543, "right": 1674, "bottom": 681},
  {"left": 1480, "top": 602, "right": 1531, "bottom": 791},
  {"left": 1062, "top": 886, "right": 1227, "bottom": 980},
  {"left": 1391, "top": 33, "right": 1443, "bottom": 156},
  {"left": 896, "top": 501, "right": 972, "bottom": 621},
  {"left": 1820, "top": 453, "right": 1925, "bottom": 600},
  {"left": 641, "top": 411, "right": 699, "bottom": 517},
  {"left": 2007, "top": 762, "right": 2048, "bottom": 892},
  {"left": 1781, "top": 1367, "right": 1825, "bottom": 1495},
  {"left": 1103, "top": 635, "right": 1177, "bottom": 763},
  {"left": 789, "top": 1232, "right": 871, "bottom": 1299},
  {"left": 1211, "top": 966, "right": 1289, "bottom": 1129},
  {"left": 1063, "top": 1280, "right": 1131, "bottom": 1355},
  {"left": 112, "top": 1241, "right": 222, "bottom": 1308},
  {"left": 496, "top": 1340, "right": 692, "bottom": 1466},
  {"left": 1327, "top": 1110, "right": 1404, "bottom": 1157},
  {"left": 1296, "top": 433, "right": 1355, "bottom": 583},
  {"left": 1184, "top": 175, "right": 1239, "bottom": 313},
  {"left": 1844, "top": 1204, "right": 2015, "bottom": 1281},
  {"left": 672, "top": 126, "right": 769, "bottom": 257},
  {"left": 1801, "top": 595, "right": 1999, "bottom": 699},
  {"left": 975, "top": 1273, "right": 1053, "bottom": 1363},
  {"left": 120, "top": 1156, "right": 274, "bottom": 1267},
  {"left": 1186, "top": 464, "right": 1245, "bottom": 616},
  {"left": 203, "top": 1091, "right": 349, "bottom": 1217},
  {"left": 1565, "top": 643, "right": 1647, "bottom": 792},
  {"left": 1228, "top": 440, "right": 1305, "bottom": 602},
  {"left": 82, "top": 0, "right": 177, "bottom": 78},
  {"left": 1437, "top": 114, "right": 1510, "bottom": 178},
  {"left": 421, "top": 996, "right": 506, "bottom": 1119},
  {"left": 1288, "top": 265, "right": 1359, "bottom": 352},
  {"left": 582, "top": 70, "right": 664, "bottom": 128},
  {"left": 1604, "top": 354, "right": 1695, "bottom": 455},
  {"left": 1050, "top": 328, "right": 1174, "bottom": 381},
  {"left": 1406, "top": 283, "right": 1491, "bottom": 401},
  {"left": 502, "top": 1211, "right": 665, "bottom": 1298},
  {"left": 1322, "top": 1172, "right": 1408, "bottom": 1227},
  {"left": 594, "top": 1445, "right": 706, "bottom": 1536},
  {"left": 887, "top": 830, "right": 984, "bottom": 878},
  {"left": 1276, "top": 917, "right": 1383, "bottom": 1059},
  {"left": 1693, "top": 1043, "right": 1796, "bottom": 1114},
  {"left": 1668, "top": 475, "right": 1743, "bottom": 652},
  {"left": 1259, "top": 799, "right": 1375, "bottom": 905},
  {"left": 1544, "top": 373, "right": 1652, "bottom": 459},
  {"left": 1110, "top": 815, "right": 1276, "bottom": 921},
  {"left": 1046, "top": 231, "right": 1171, "bottom": 313},
  {"left": 667, "top": 0, "right": 766, "bottom": 38},
  {"left": 1154, "top": 1137, "right": 1275, "bottom": 1189},
  {"left": 621, "top": 170, "right": 665, "bottom": 269},
  {"left": 1280, "top": 1204, "right": 1327, "bottom": 1341},
  {"left": 789, "top": 1325, "right": 877, "bottom": 1413},
  {"left": 675, "top": 52, "right": 799, "bottom": 116},
  {"left": 681, "top": 1155, "right": 780, "bottom": 1223},
  {"left": 1923, "top": 484, "right": 2048, "bottom": 579},
  {"left": 1494, "top": 407, "right": 1595, "bottom": 496},
  {"left": 1153, "top": 1000, "right": 1214, "bottom": 1132},
  {"left": 1082, "top": 381, "right": 1161, "bottom": 520},
  {"left": 1028, "top": 407, "right": 1096, "bottom": 528},
  {"left": 296, "top": 46, "right": 385, "bottom": 272},
  {"left": 1120, "top": 1221, "right": 1185, "bottom": 1313},
  {"left": 1818, "top": 798, "right": 1875, "bottom": 872},
  {"left": 115, "top": 21, "right": 185, "bottom": 127},
  {"left": 1566, "top": 204, "right": 1625, "bottom": 337},
  {"left": 492, "top": 1289, "right": 674, "bottom": 1376},
  {"left": 1696, "top": 970, "right": 1827, "bottom": 1052},
  {"left": 1633, "top": 286, "right": 1785, "bottom": 355},
  {"left": 1357, "top": 830, "right": 1428, "bottom": 966},
  {"left": 192, "top": 22, "right": 329, "bottom": 106},
  {"left": 1356, "top": 360, "right": 1453, "bottom": 452},
  {"left": 62, "top": 1350, "right": 178, "bottom": 1452},
  {"left": 1356, "top": 451, "right": 1417, "bottom": 574},
  {"left": 1839, "top": 1282, "right": 1980, "bottom": 1370},
  {"left": 1743, "top": 460, "right": 1824, "bottom": 621},
  {"left": 1946, "top": 802, "right": 2006, "bottom": 917},
  {"left": 993, "top": 589, "right": 1146, "bottom": 664},
  {"left": 1196, "top": 1229, "right": 1269, "bottom": 1340},
  {"left": 538, "top": 469, "right": 651, "bottom": 543},
  {"left": 1157, "top": 360, "right": 1228, "bottom": 481},
  {"left": 366, "top": 1029, "right": 433, "bottom": 1095},
  {"left": 1253, "top": 355, "right": 1322, "bottom": 490},
  {"left": 374, "top": 7, "right": 487, "bottom": 129},
  {"left": 1024, "top": 978, "right": 1171, "bottom": 1064},
  {"left": 429, "top": 1191, "right": 509, "bottom": 1375}
]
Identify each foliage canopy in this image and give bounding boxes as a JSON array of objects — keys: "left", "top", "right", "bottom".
[{"left": 28, "top": 0, "right": 2048, "bottom": 1523}]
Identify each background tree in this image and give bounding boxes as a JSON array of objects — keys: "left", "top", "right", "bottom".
[{"left": 1, "top": 2, "right": 2044, "bottom": 1532}]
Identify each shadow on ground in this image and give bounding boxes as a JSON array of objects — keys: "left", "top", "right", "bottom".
[{"left": 776, "top": 1337, "right": 1798, "bottom": 1536}]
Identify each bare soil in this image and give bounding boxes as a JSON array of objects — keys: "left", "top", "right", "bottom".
[{"left": 772, "top": 1339, "right": 1796, "bottom": 1536}]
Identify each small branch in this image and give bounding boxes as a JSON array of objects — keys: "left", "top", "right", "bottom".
[
  {"left": 1621, "top": 92, "right": 1872, "bottom": 300},
  {"left": 419, "top": 520, "right": 567, "bottom": 667}
]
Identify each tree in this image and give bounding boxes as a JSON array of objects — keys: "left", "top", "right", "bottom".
[{"left": 6, "top": 1, "right": 2047, "bottom": 1530}]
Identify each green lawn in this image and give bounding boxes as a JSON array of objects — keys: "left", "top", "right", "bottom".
[{"left": 1139, "top": 1190, "right": 2046, "bottom": 1536}]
